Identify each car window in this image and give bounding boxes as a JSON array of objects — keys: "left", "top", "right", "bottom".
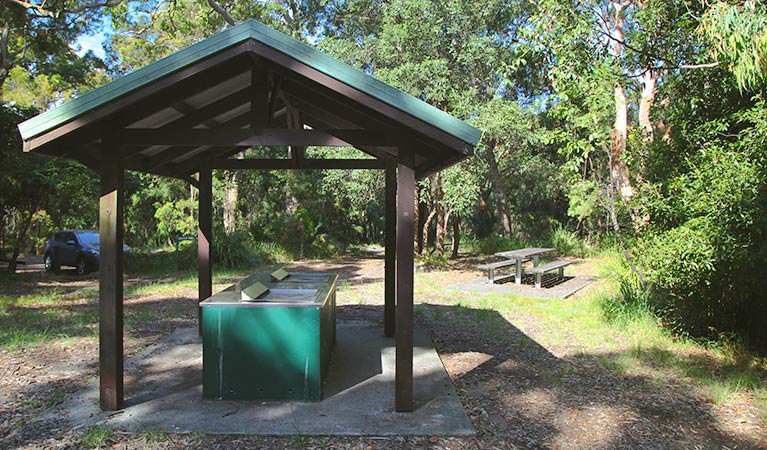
[
  {"left": 54, "top": 233, "right": 65, "bottom": 242},
  {"left": 76, "top": 231, "right": 99, "bottom": 246},
  {"left": 62, "top": 232, "right": 76, "bottom": 242}
]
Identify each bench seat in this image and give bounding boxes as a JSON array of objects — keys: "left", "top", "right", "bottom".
[
  {"left": 526, "top": 260, "right": 572, "bottom": 288},
  {"left": 477, "top": 258, "right": 529, "bottom": 284}
]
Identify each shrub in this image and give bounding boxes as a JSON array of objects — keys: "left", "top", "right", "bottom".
[
  {"left": 631, "top": 109, "right": 767, "bottom": 347},
  {"left": 212, "top": 230, "right": 258, "bottom": 270},
  {"left": 252, "top": 241, "right": 292, "bottom": 265},
  {"left": 417, "top": 253, "right": 449, "bottom": 271},
  {"left": 549, "top": 224, "right": 586, "bottom": 257},
  {"left": 475, "top": 235, "right": 524, "bottom": 255}
]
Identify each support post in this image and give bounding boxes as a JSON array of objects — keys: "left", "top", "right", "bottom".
[
  {"left": 198, "top": 157, "right": 213, "bottom": 336},
  {"left": 395, "top": 147, "right": 415, "bottom": 412},
  {"left": 384, "top": 157, "right": 397, "bottom": 337},
  {"left": 99, "top": 152, "right": 124, "bottom": 411}
]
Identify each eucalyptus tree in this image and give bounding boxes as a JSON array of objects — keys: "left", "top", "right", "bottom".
[{"left": 321, "top": 0, "right": 541, "bottom": 252}]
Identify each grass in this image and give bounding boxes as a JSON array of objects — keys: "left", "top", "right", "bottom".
[
  {"left": 0, "top": 267, "right": 254, "bottom": 352},
  {"left": 0, "top": 290, "right": 98, "bottom": 350},
  {"left": 143, "top": 430, "right": 171, "bottom": 444},
  {"left": 82, "top": 425, "right": 113, "bottom": 448}
]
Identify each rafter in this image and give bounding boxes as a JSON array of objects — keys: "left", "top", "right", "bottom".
[{"left": 120, "top": 128, "right": 400, "bottom": 147}]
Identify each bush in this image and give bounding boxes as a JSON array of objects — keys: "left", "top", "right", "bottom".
[
  {"left": 252, "top": 241, "right": 292, "bottom": 265},
  {"left": 212, "top": 230, "right": 258, "bottom": 270},
  {"left": 417, "top": 253, "right": 449, "bottom": 271},
  {"left": 631, "top": 108, "right": 767, "bottom": 347},
  {"left": 549, "top": 224, "right": 586, "bottom": 257},
  {"left": 126, "top": 232, "right": 296, "bottom": 274},
  {"left": 600, "top": 269, "right": 653, "bottom": 325},
  {"left": 125, "top": 250, "right": 186, "bottom": 273},
  {"left": 475, "top": 235, "right": 525, "bottom": 255}
]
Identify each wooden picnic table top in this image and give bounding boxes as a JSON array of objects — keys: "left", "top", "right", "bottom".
[{"left": 494, "top": 247, "right": 555, "bottom": 260}]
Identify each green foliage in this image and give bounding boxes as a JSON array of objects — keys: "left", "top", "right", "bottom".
[
  {"left": 600, "top": 270, "right": 653, "bottom": 326},
  {"left": 699, "top": 1, "right": 767, "bottom": 91},
  {"left": 0, "top": 104, "right": 99, "bottom": 264},
  {"left": 549, "top": 224, "right": 586, "bottom": 258},
  {"left": 417, "top": 253, "right": 449, "bottom": 271},
  {"left": 212, "top": 230, "right": 260, "bottom": 270},
  {"left": 475, "top": 235, "right": 526, "bottom": 255},
  {"left": 6, "top": 0, "right": 767, "bottom": 356},
  {"left": 82, "top": 425, "right": 113, "bottom": 448},
  {"left": 632, "top": 93, "right": 767, "bottom": 345},
  {"left": 153, "top": 230, "right": 294, "bottom": 273},
  {"left": 153, "top": 198, "right": 197, "bottom": 247}
]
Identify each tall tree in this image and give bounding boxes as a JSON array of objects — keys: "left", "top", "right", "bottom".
[{"left": 322, "top": 0, "right": 534, "bottom": 248}]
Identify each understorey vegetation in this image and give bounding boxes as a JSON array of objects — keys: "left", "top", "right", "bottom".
[{"left": 0, "top": 1, "right": 766, "bottom": 355}]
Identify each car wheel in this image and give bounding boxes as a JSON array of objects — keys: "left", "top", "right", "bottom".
[
  {"left": 76, "top": 257, "right": 88, "bottom": 276},
  {"left": 44, "top": 253, "right": 53, "bottom": 272}
]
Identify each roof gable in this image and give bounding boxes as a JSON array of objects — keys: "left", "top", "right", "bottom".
[{"left": 19, "top": 19, "right": 481, "bottom": 147}]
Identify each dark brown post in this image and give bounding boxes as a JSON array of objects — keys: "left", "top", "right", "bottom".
[
  {"left": 198, "top": 157, "right": 213, "bottom": 336},
  {"left": 384, "top": 157, "right": 396, "bottom": 337},
  {"left": 99, "top": 152, "right": 125, "bottom": 411},
  {"left": 395, "top": 147, "right": 415, "bottom": 412}
]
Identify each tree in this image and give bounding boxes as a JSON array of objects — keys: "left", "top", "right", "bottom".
[
  {"left": 0, "top": 0, "right": 117, "bottom": 92},
  {"left": 322, "top": 0, "right": 536, "bottom": 252},
  {"left": 698, "top": 0, "right": 767, "bottom": 91}
]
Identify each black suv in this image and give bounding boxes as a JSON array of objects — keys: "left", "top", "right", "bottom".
[{"left": 44, "top": 230, "right": 132, "bottom": 275}]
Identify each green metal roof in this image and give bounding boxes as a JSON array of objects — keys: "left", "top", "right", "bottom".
[{"left": 19, "top": 19, "right": 481, "bottom": 147}]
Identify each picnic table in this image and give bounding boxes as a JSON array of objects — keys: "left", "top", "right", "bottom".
[{"left": 493, "top": 247, "right": 555, "bottom": 285}]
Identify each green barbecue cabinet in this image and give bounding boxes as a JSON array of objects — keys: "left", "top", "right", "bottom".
[{"left": 201, "top": 272, "right": 337, "bottom": 401}]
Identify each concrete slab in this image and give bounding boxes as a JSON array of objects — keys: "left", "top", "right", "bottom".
[
  {"left": 448, "top": 274, "right": 597, "bottom": 299},
  {"left": 40, "top": 322, "right": 473, "bottom": 436}
]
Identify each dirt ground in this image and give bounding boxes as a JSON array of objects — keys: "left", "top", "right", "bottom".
[{"left": 1, "top": 254, "right": 766, "bottom": 449}]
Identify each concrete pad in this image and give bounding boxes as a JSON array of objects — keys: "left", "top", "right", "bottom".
[
  {"left": 40, "top": 322, "right": 473, "bottom": 436},
  {"left": 448, "top": 275, "right": 597, "bottom": 299}
]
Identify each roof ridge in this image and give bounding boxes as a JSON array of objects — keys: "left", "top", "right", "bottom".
[{"left": 19, "top": 19, "right": 480, "bottom": 147}]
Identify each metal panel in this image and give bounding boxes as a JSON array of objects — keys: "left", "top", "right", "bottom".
[
  {"left": 202, "top": 306, "right": 323, "bottom": 400},
  {"left": 201, "top": 272, "right": 336, "bottom": 401},
  {"left": 19, "top": 27, "right": 256, "bottom": 140},
  {"left": 127, "top": 107, "right": 184, "bottom": 129},
  {"left": 183, "top": 71, "right": 251, "bottom": 109}
]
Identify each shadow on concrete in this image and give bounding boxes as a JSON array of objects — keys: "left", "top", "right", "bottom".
[{"left": 22, "top": 318, "right": 470, "bottom": 437}]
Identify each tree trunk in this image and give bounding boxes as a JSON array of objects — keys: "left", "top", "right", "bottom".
[
  {"left": 223, "top": 172, "right": 238, "bottom": 233},
  {"left": 8, "top": 199, "right": 38, "bottom": 274},
  {"left": 434, "top": 174, "right": 445, "bottom": 256},
  {"left": 484, "top": 147, "right": 513, "bottom": 237},
  {"left": 223, "top": 151, "right": 243, "bottom": 233},
  {"left": 415, "top": 185, "right": 424, "bottom": 253},
  {"left": 635, "top": 67, "right": 658, "bottom": 195},
  {"left": 609, "top": 1, "right": 633, "bottom": 199},
  {"left": 420, "top": 208, "right": 437, "bottom": 256},
  {"left": 451, "top": 214, "right": 460, "bottom": 259},
  {"left": 639, "top": 69, "right": 657, "bottom": 143}
]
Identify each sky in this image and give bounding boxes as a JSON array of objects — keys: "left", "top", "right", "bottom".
[
  {"left": 74, "top": 32, "right": 108, "bottom": 59},
  {"left": 74, "top": 14, "right": 113, "bottom": 60}
]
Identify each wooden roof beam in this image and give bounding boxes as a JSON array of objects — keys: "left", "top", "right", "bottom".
[
  {"left": 120, "top": 128, "right": 400, "bottom": 147},
  {"left": 213, "top": 158, "right": 385, "bottom": 170}
]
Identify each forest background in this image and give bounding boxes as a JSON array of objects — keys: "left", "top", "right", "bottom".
[{"left": 1, "top": 0, "right": 766, "bottom": 349}]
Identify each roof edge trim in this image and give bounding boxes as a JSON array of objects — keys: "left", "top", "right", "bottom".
[{"left": 18, "top": 23, "right": 254, "bottom": 140}]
